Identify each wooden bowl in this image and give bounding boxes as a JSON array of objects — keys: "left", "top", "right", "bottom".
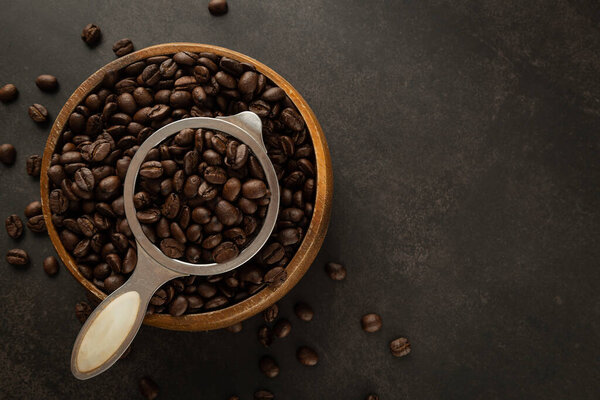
[{"left": 40, "top": 43, "right": 333, "bottom": 331}]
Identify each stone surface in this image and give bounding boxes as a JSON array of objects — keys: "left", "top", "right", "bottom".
[{"left": 1, "top": 0, "right": 600, "bottom": 398}]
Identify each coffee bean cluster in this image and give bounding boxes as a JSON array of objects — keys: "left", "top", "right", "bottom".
[
  {"left": 134, "top": 128, "right": 270, "bottom": 264},
  {"left": 47, "top": 50, "right": 316, "bottom": 315}
]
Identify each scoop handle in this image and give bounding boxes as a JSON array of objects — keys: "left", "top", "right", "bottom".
[{"left": 71, "top": 248, "right": 184, "bottom": 380}]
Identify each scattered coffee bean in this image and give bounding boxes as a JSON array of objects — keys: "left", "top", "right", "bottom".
[
  {"left": 390, "top": 337, "right": 411, "bottom": 357},
  {"left": 26, "top": 155, "right": 42, "bottom": 177},
  {"left": 35, "top": 74, "right": 58, "bottom": 92},
  {"left": 81, "top": 24, "right": 102, "bottom": 46},
  {"left": 0, "top": 144, "right": 16, "bottom": 165},
  {"left": 27, "top": 214, "right": 46, "bottom": 233},
  {"left": 28, "top": 104, "right": 48, "bottom": 123},
  {"left": 208, "top": 0, "right": 228, "bottom": 16},
  {"left": 273, "top": 318, "right": 291, "bottom": 338},
  {"left": 75, "top": 301, "right": 93, "bottom": 323},
  {"left": 263, "top": 303, "right": 279, "bottom": 323},
  {"left": 259, "top": 355, "right": 279, "bottom": 378},
  {"left": 366, "top": 394, "right": 379, "bottom": 400},
  {"left": 254, "top": 390, "right": 274, "bottom": 400},
  {"left": 228, "top": 396, "right": 240, "bottom": 400},
  {"left": 361, "top": 313, "right": 383, "bottom": 333},
  {"left": 296, "top": 346, "right": 318, "bottom": 366},
  {"left": 113, "top": 38, "right": 134, "bottom": 57},
  {"left": 294, "top": 302, "right": 314, "bottom": 322},
  {"left": 225, "top": 322, "right": 243, "bottom": 333},
  {"left": 5, "top": 215, "right": 24, "bottom": 239},
  {"left": 43, "top": 256, "right": 59, "bottom": 276},
  {"left": 6, "top": 248, "right": 29, "bottom": 266},
  {"left": 0, "top": 83, "right": 18, "bottom": 103},
  {"left": 139, "top": 376, "right": 159, "bottom": 400},
  {"left": 24, "top": 201, "right": 42, "bottom": 218},
  {"left": 258, "top": 325, "right": 273, "bottom": 347},
  {"left": 325, "top": 261, "right": 346, "bottom": 280}
]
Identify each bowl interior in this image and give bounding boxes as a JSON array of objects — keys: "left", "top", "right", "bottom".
[{"left": 40, "top": 43, "right": 333, "bottom": 331}]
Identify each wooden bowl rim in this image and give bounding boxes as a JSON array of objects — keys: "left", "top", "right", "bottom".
[{"left": 40, "top": 43, "right": 333, "bottom": 331}]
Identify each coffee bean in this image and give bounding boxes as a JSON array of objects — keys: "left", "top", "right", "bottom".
[
  {"left": 43, "top": 256, "right": 60, "bottom": 276},
  {"left": 366, "top": 394, "right": 379, "bottom": 400},
  {"left": 204, "top": 295, "right": 228, "bottom": 310},
  {"left": 28, "top": 104, "right": 48, "bottom": 123},
  {"left": 168, "top": 295, "right": 188, "bottom": 316},
  {"left": 296, "top": 346, "right": 318, "bottom": 366},
  {"left": 390, "top": 337, "right": 411, "bottom": 357},
  {"left": 104, "top": 274, "right": 126, "bottom": 293},
  {"left": 26, "top": 155, "right": 42, "bottom": 177},
  {"left": 160, "top": 238, "right": 185, "bottom": 258},
  {"left": 140, "top": 161, "right": 163, "bottom": 178},
  {"left": 228, "top": 396, "right": 240, "bottom": 400},
  {"left": 0, "top": 84, "right": 18, "bottom": 103},
  {"left": 27, "top": 215, "right": 46, "bottom": 233},
  {"left": 294, "top": 302, "right": 314, "bottom": 322},
  {"left": 361, "top": 313, "right": 383, "bottom": 333},
  {"left": 259, "top": 356, "right": 279, "bottom": 378},
  {"left": 254, "top": 390, "right": 274, "bottom": 400},
  {"left": 263, "top": 303, "right": 279, "bottom": 323},
  {"left": 81, "top": 24, "right": 102, "bottom": 46},
  {"left": 0, "top": 144, "right": 16, "bottom": 165},
  {"left": 226, "top": 322, "right": 243, "bottom": 333},
  {"left": 208, "top": 0, "right": 228, "bottom": 16},
  {"left": 75, "top": 301, "right": 93, "bottom": 323},
  {"left": 264, "top": 267, "right": 287, "bottom": 289},
  {"left": 113, "top": 38, "right": 134, "bottom": 57},
  {"left": 325, "top": 261, "right": 346, "bottom": 281},
  {"left": 258, "top": 325, "right": 273, "bottom": 347},
  {"left": 242, "top": 179, "right": 267, "bottom": 199},
  {"left": 6, "top": 249, "right": 29, "bottom": 266},
  {"left": 273, "top": 318, "right": 291, "bottom": 338},
  {"left": 139, "top": 376, "right": 159, "bottom": 400},
  {"left": 35, "top": 75, "right": 58, "bottom": 92},
  {"left": 213, "top": 241, "right": 239, "bottom": 263},
  {"left": 5, "top": 215, "right": 24, "bottom": 239}
]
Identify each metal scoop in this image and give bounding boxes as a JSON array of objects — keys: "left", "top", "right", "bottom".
[{"left": 71, "top": 111, "right": 279, "bottom": 380}]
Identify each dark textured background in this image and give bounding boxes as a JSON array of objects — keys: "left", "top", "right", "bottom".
[{"left": 1, "top": 0, "right": 600, "bottom": 399}]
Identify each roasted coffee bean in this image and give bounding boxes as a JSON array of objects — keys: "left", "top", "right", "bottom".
[
  {"left": 361, "top": 313, "right": 383, "bottom": 333},
  {"left": 168, "top": 295, "right": 188, "bottom": 316},
  {"left": 0, "top": 84, "right": 18, "bottom": 103},
  {"left": 204, "top": 295, "right": 228, "bottom": 310},
  {"left": 226, "top": 322, "right": 243, "bottom": 333},
  {"left": 258, "top": 325, "right": 273, "bottom": 347},
  {"left": 137, "top": 209, "right": 161, "bottom": 224},
  {"left": 160, "top": 238, "right": 185, "bottom": 258},
  {"left": 35, "top": 74, "right": 58, "bottom": 92},
  {"left": 75, "top": 301, "right": 93, "bottom": 323},
  {"left": 27, "top": 215, "right": 46, "bottom": 233},
  {"left": 294, "top": 302, "right": 314, "bottom": 322},
  {"left": 296, "top": 346, "right": 318, "bottom": 366},
  {"left": 6, "top": 248, "right": 29, "bottom": 266},
  {"left": 325, "top": 261, "right": 346, "bottom": 281},
  {"left": 28, "top": 104, "right": 48, "bottom": 123},
  {"left": 366, "top": 394, "right": 379, "bottom": 400},
  {"left": 138, "top": 376, "right": 159, "bottom": 400},
  {"left": 263, "top": 303, "right": 279, "bottom": 323},
  {"left": 213, "top": 241, "right": 239, "bottom": 263},
  {"left": 208, "top": 0, "right": 228, "bottom": 15},
  {"left": 259, "top": 356, "right": 279, "bottom": 378},
  {"left": 161, "top": 193, "right": 180, "bottom": 219},
  {"left": 25, "top": 155, "right": 42, "bottom": 177},
  {"left": 113, "top": 38, "right": 134, "bottom": 57},
  {"left": 43, "top": 256, "right": 60, "bottom": 276},
  {"left": 390, "top": 337, "right": 411, "bottom": 357},
  {"left": 242, "top": 179, "right": 267, "bottom": 199},
  {"left": 104, "top": 274, "right": 126, "bottom": 293},
  {"left": 81, "top": 23, "right": 102, "bottom": 46},
  {"left": 140, "top": 161, "right": 163, "bottom": 178},
  {"left": 264, "top": 267, "right": 287, "bottom": 288},
  {"left": 0, "top": 144, "right": 17, "bottom": 165},
  {"left": 254, "top": 390, "right": 274, "bottom": 400},
  {"left": 273, "top": 318, "right": 291, "bottom": 338},
  {"left": 5, "top": 215, "right": 24, "bottom": 239}
]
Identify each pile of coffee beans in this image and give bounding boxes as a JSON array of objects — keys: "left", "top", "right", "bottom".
[
  {"left": 47, "top": 50, "right": 316, "bottom": 315},
  {"left": 133, "top": 129, "right": 270, "bottom": 264}
]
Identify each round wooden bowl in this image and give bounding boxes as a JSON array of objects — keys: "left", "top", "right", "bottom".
[{"left": 40, "top": 43, "right": 333, "bottom": 331}]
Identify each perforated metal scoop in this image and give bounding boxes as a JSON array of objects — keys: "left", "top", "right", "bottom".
[{"left": 71, "top": 111, "right": 280, "bottom": 380}]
